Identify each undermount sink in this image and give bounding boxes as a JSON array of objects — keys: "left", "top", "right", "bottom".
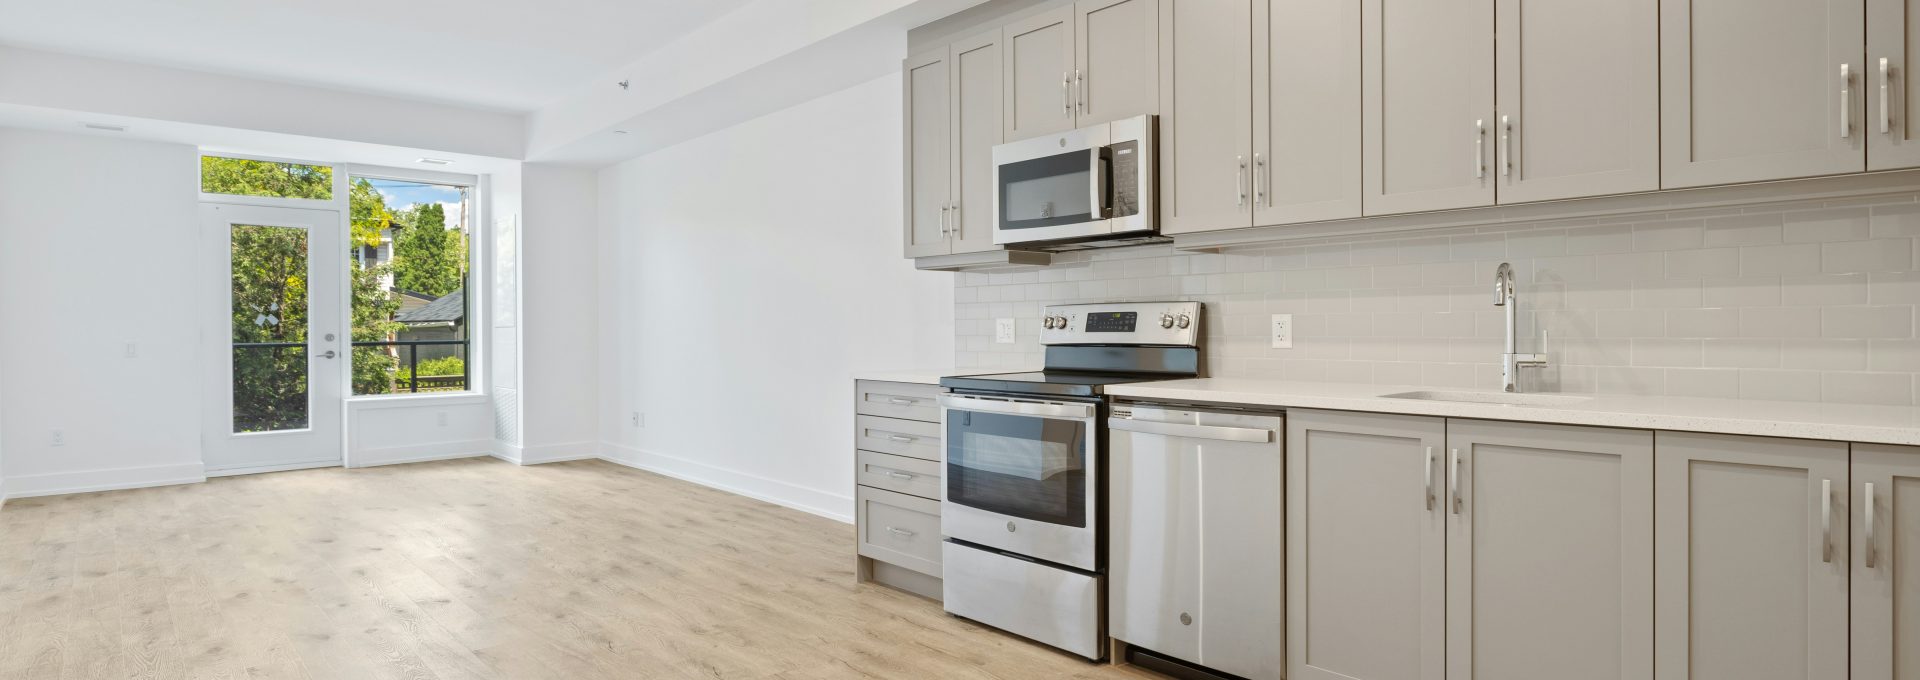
[{"left": 1380, "top": 390, "right": 1591, "bottom": 407}]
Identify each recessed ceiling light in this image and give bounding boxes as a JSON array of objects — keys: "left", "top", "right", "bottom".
[
  {"left": 416, "top": 157, "right": 453, "bottom": 166},
  {"left": 81, "top": 122, "right": 126, "bottom": 132}
]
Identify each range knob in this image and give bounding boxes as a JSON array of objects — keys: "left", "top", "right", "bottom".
[
  {"left": 1042, "top": 316, "right": 1057, "bottom": 329},
  {"left": 1053, "top": 315, "right": 1070, "bottom": 329},
  {"left": 1159, "top": 313, "right": 1176, "bottom": 329},
  {"left": 1175, "top": 314, "right": 1192, "bottom": 329}
]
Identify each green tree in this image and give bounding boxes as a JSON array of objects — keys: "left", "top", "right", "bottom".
[
  {"left": 201, "top": 157, "right": 332, "bottom": 199},
  {"left": 392, "top": 202, "right": 465, "bottom": 296},
  {"left": 348, "top": 178, "right": 393, "bottom": 247},
  {"left": 229, "top": 225, "right": 312, "bottom": 432},
  {"left": 351, "top": 260, "right": 404, "bottom": 396}
]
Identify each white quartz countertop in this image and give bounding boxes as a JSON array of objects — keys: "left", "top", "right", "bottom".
[
  {"left": 851, "top": 369, "right": 960, "bottom": 385},
  {"left": 1105, "top": 378, "right": 1920, "bottom": 446}
]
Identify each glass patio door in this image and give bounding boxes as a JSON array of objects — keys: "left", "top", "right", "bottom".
[{"left": 200, "top": 203, "right": 344, "bottom": 473}]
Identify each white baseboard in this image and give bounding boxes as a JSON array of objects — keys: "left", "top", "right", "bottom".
[
  {"left": 598, "top": 442, "right": 854, "bottom": 524},
  {"left": 520, "top": 441, "right": 601, "bottom": 465},
  {"left": 489, "top": 440, "right": 525, "bottom": 465},
  {"left": 0, "top": 462, "right": 207, "bottom": 501},
  {"left": 348, "top": 439, "right": 495, "bottom": 468}
]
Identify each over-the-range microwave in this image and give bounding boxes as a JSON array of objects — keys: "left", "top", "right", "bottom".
[{"left": 992, "top": 114, "right": 1157, "bottom": 248}]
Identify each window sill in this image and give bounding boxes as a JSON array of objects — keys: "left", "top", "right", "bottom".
[{"left": 347, "top": 392, "right": 488, "bottom": 410}]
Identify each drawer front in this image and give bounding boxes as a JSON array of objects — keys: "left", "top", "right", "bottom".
[
  {"left": 856, "top": 415, "right": 943, "bottom": 461},
  {"left": 856, "top": 380, "right": 943, "bottom": 422},
  {"left": 857, "top": 450, "right": 943, "bottom": 500},
  {"left": 858, "top": 487, "right": 943, "bottom": 577}
]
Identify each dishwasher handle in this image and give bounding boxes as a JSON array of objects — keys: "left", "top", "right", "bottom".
[{"left": 1108, "top": 417, "right": 1274, "bottom": 443}]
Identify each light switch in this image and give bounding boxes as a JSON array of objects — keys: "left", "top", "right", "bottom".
[
  {"left": 995, "top": 318, "right": 1017, "bottom": 344},
  {"left": 1271, "top": 314, "right": 1294, "bottom": 349}
]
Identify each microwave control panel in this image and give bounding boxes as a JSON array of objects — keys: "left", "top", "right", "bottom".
[{"left": 1108, "top": 140, "right": 1140, "bottom": 219}]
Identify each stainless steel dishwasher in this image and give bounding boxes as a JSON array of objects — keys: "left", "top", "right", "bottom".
[{"left": 1108, "top": 402, "right": 1284, "bottom": 680}]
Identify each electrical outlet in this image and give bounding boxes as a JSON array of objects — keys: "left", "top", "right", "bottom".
[
  {"left": 50, "top": 429, "right": 64, "bottom": 447},
  {"left": 436, "top": 411, "right": 449, "bottom": 427},
  {"left": 631, "top": 411, "right": 645, "bottom": 428},
  {"left": 995, "top": 318, "right": 1017, "bottom": 344},
  {"left": 124, "top": 343, "right": 138, "bottom": 358},
  {"left": 1271, "top": 314, "right": 1294, "bottom": 349}
]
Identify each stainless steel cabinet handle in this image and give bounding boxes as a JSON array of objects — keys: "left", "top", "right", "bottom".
[
  {"left": 887, "top": 471, "right": 917, "bottom": 481},
  {"left": 950, "top": 203, "right": 961, "bottom": 239},
  {"left": 1474, "top": 120, "right": 1486, "bottom": 179},
  {"left": 1253, "top": 153, "right": 1267, "bottom": 207},
  {"left": 1842, "top": 64, "right": 1854, "bottom": 139},
  {"left": 886, "top": 526, "right": 916, "bottom": 538},
  {"left": 1500, "top": 115, "right": 1513, "bottom": 177},
  {"left": 1108, "top": 417, "right": 1274, "bottom": 443},
  {"left": 1866, "top": 481, "right": 1878, "bottom": 569},
  {"left": 1236, "top": 155, "right": 1248, "bottom": 208},
  {"left": 1821, "top": 478, "right": 1834, "bottom": 563},
  {"left": 939, "top": 204, "right": 950, "bottom": 236},
  {"left": 1450, "top": 448, "right": 1463, "bottom": 514},
  {"left": 1881, "top": 58, "right": 1893, "bottom": 135},
  {"left": 1076, "top": 69, "right": 1086, "bottom": 113},
  {"left": 1425, "top": 447, "right": 1436, "bottom": 511},
  {"left": 886, "top": 434, "right": 917, "bottom": 443},
  {"left": 1062, "top": 72, "right": 1071, "bottom": 114},
  {"left": 886, "top": 397, "right": 916, "bottom": 406}
]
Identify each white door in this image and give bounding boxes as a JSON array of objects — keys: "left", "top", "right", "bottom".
[{"left": 201, "top": 203, "right": 345, "bottom": 473}]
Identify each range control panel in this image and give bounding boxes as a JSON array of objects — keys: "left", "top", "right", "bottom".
[{"left": 1040, "top": 301, "right": 1202, "bottom": 347}]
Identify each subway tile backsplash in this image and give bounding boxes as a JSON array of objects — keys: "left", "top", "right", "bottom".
[{"left": 954, "top": 194, "right": 1920, "bottom": 405}]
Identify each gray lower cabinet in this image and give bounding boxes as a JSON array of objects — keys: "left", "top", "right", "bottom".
[
  {"left": 853, "top": 380, "right": 945, "bottom": 600},
  {"left": 1111, "top": 407, "right": 1283, "bottom": 680},
  {"left": 1654, "top": 431, "right": 1851, "bottom": 680},
  {"left": 1852, "top": 443, "right": 1920, "bottom": 680},
  {"left": 1447, "top": 419, "right": 1653, "bottom": 680},
  {"left": 1287, "top": 410, "right": 1446, "bottom": 680}
]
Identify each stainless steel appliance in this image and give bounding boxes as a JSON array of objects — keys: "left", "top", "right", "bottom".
[
  {"left": 992, "top": 115, "right": 1157, "bottom": 247},
  {"left": 1109, "top": 403, "right": 1284, "bottom": 680},
  {"left": 938, "top": 300, "right": 1203, "bottom": 661}
]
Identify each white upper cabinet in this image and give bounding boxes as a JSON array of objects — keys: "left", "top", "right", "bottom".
[
  {"left": 1494, "top": 0, "right": 1659, "bottom": 203},
  {"left": 951, "top": 30, "right": 1004, "bottom": 254},
  {"left": 903, "top": 47, "right": 952, "bottom": 259},
  {"left": 1003, "top": 6, "right": 1077, "bottom": 140},
  {"left": 1362, "top": 0, "right": 1496, "bottom": 216},
  {"left": 1157, "top": 0, "right": 1254, "bottom": 235},
  {"left": 1661, "top": 0, "right": 1866, "bottom": 188},
  {"left": 1254, "top": 0, "right": 1363, "bottom": 225},
  {"left": 1075, "top": 0, "right": 1159, "bottom": 127},
  {"left": 1869, "top": 0, "right": 1920, "bottom": 169}
]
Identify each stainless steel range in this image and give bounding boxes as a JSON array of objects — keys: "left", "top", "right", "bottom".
[{"left": 937, "top": 301, "right": 1203, "bottom": 661}]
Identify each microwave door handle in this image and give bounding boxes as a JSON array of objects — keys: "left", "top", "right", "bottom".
[{"left": 1090, "top": 148, "right": 1111, "bottom": 219}]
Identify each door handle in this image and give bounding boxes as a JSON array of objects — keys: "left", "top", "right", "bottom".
[
  {"left": 950, "top": 203, "right": 960, "bottom": 239},
  {"left": 885, "top": 397, "right": 917, "bottom": 406},
  {"left": 1865, "top": 481, "right": 1878, "bottom": 569},
  {"left": 885, "top": 434, "right": 917, "bottom": 443},
  {"left": 1107, "top": 417, "right": 1273, "bottom": 442},
  {"left": 1821, "top": 478, "right": 1834, "bottom": 563},
  {"left": 885, "top": 526, "right": 917, "bottom": 538},
  {"left": 939, "top": 204, "right": 950, "bottom": 237},
  {"left": 316, "top": 350, "right": 337, "bottom": 359},
  {"left": 1842, "top": 64, "right": 1854, "bottom": 139},
  {"left": 1881, "top": 58, "right": 1893, "bottom": 135}
]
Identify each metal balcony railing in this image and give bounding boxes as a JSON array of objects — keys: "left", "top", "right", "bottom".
[{"left": 232, "top": 339, "right": 468, "bottom": 393}]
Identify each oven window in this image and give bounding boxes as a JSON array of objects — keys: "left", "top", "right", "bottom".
[
  {"left": 1000, "top": 150, "right": 1097, "bottom": 231},
  {"left": 946, "top": 409, "right": 1088, "bottom": 528}
]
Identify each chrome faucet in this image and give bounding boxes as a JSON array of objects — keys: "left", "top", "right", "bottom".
[{"left": 1494, "top": 262, "right": 1548, "bottom": 393}]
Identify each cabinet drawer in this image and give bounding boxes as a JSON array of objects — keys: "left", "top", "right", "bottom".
[
  {"left": 857, "top": 450, "right": 943, "bottom": 500},
  {"left": 857, "top": 486, "right": 943, "bottom": 577},
  {"left": 856, "top": 380, "right": 943, "bottom": 422},
  {"left": 856, "top": 415, "right": 943, "bottom": 461}
]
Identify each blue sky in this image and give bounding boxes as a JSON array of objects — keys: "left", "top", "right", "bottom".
[{"left": 363, "top": 178, "right": 466, "bottom": 230}]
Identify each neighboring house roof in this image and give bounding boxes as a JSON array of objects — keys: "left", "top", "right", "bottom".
[
  {"left": 395, "top": 289, "right": 465, "bottom": 325},
  {"left": 395, "top": 289, "right": 435, "bottom": 316}
]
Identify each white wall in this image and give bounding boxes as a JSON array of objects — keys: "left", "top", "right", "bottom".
[
  {"left": 596, "top": 72, "right": 954, "bottom": 521},
  {"left": 0, "top": 128, "right": 207, "bottom": 497},
  {"left": 520, "top": 164, "right": 601, "bottom": 462},
  {"left": 347, "top": 397, "right": 496, "bottom": 468}
]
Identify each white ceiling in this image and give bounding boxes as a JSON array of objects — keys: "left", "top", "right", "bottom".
[{"left": 0, "top": 0, "right": 756, "bottom": 113}]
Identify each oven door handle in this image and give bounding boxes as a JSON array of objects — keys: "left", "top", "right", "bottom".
[
  {"left": 1108, "top": 417, "right": 1274, "bottom": 443},
  {"left": 940, "top": 394, "right": 1096, "bottom": 419}
]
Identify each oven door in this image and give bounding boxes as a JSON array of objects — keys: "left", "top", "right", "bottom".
[
  {"left": 992, "top": 125, "right": 1112, "bottom": 246},
  {"left": 939, "top": 393, "right": 1100, "bottom": 570}
]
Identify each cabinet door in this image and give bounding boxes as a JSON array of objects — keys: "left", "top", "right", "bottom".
[
  {"left": 1254, "top": 0, "right": 1362, "bottom": 225},
  {"left": 1446, "top": 420, "right": 1653, "bottom": 680},
  {"left": 1494, "top": 0, "right": 1658, "bottom": 203},
  {"left": 1362, "top": 0, "right": 1495, "bottom": 216},
  {"left": 1110, "top": 426, "right": 1202, "bottom": 665},
  {"left": 1287, "top": 410, "right": 1445, "bottom": 680},
  {"left": 904, "top": 47, "right": 951, "bottom": 258},
  {"left": 1869, "top": 0, "right": 1920, "bottom": 169},
  {"left": 1003, "top": 6, "right": 1076, "bottom": 140},
  {"left": 1075, "top": 0, "right": 1159, "bottom": 126},
  {"left": 950, "top": 31, "right": 1003, "bottom": 255},
  {"left": 1660, "top": 0, "right": 1865, "bottom": 188},
  {"left": 1157, "top": 0, "right": 1254, "bottom": 235},
  {"left": 1198, "top": 425, "right": 1284, "bottom": 680},
  {"left": 1654, "top": 432, "right": 1850, "bottom": 680},
  {"left": 1852, "top": 443, "right": 1920, "bottom": 680}
]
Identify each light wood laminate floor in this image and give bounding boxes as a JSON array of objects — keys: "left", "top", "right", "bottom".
[{"left": 0, "top": 458, "right": 1163, "bottom": 679}]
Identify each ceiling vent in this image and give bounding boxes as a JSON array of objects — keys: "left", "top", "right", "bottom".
[
  {"left": 416, "top": 157, "right": 454, "bottom": 166},
  {"left": 81, "top": 122, "right": 126, "bottom": 132}
]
